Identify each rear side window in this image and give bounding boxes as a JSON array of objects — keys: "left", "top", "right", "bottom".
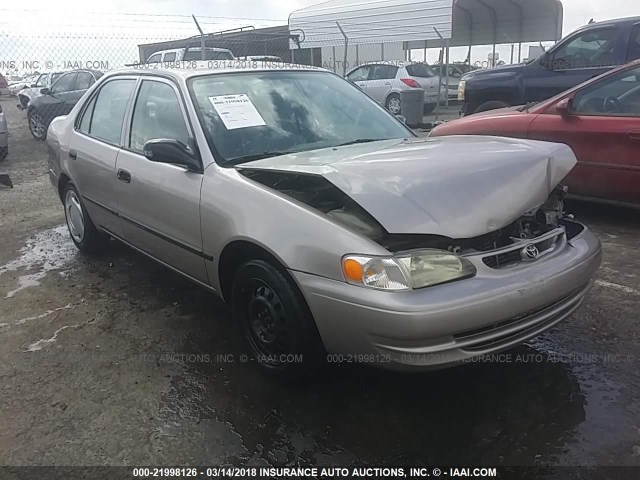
[
  {"left": 129, "top": 80, "right": 189, "bottom": 152},
  {"left": 147, "top": 53, "right": 162, "bottom": 64},
  {"left": 80, "top": 79, "right": 136, "bottom": 144},
  {"left": 406, "top": 63, "right": 436, "bottom": 78},
  {"left": 51, "top": 73, "right": 77, "bottom": 94},
  {"left": 371, "top": 65, "right": 398, "bottom": 80},
  {"left": 163, "top": 52, "right": 177, "bottom": 62},
  {"left": 628, "top": 25, "right": 640, "bottom": 61},
  {"left": 183, "top": 49, "right": 234, "bottom": 61}
]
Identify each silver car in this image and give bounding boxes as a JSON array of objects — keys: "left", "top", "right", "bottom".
[
  {"left": 46, "top": 65, "right": 602, "bottom": 376},
  {"left": 346, "top": 62, "right": 447, "bottom": 114}
]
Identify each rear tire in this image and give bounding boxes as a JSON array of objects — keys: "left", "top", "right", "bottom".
[
  {"left": 385, "top": 93, "right": 402, "bottom": 115},
  {"left": 474, "top": 100, "right": 510, "bottom": 114},
  {"left": 62, "top": 183, "right": 106, "bottom": 254},
  {"left": 231, "top": 259, "right": 325, "bottom": 379},
  {"left": 28, "top": 112, "right": 47, "bottom": 140}
]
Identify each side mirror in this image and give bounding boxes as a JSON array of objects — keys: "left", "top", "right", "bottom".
[
  {"left": 556, "top": 97, "right": 573, "bottom": 115},
  {"left": 395, "top": 115, "right": 407, "bottom": 124},
  {"left": 143, "top": 139, "right": 201, "bottom": 172},
  {"left": 40, "top": 87, "right": 51, "bottom": 95}
]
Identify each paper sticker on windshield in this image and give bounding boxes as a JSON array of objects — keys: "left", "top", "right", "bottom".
[{"left": 208, "top": 94, "right": 266, "bottom": 130}]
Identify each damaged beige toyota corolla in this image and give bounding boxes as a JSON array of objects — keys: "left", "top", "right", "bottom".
[{"left": 46, "top": 65, "right": 602, "bottom": 377}]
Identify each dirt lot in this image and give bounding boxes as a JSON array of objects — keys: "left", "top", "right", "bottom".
[{"left": 0, "top": 96, "right": 639, "bottom": 471}]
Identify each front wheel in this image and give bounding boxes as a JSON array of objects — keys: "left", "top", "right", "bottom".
[
  {"left": 232, "top": 260, "right": 324, "bottom": 378},
  {"left": 385, "top": 93, "right": 402, "bottom": 115},
  {"left": 63, "top": 183, "right": 106, "bottom": 254},
  {"left": 28, "top": 112, "right": 47, "bottom": 140}
]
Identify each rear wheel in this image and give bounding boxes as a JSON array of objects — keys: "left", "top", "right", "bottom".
[
  {"left": 474, "top": 100, "right": 510, "bottom": 114},
  {"left": 385, "top": 93, "right": 402, "bottom": 115},
  {"left": 232, "top": 259, "right": 324, "bottom": 378},
  {"left": 28, "top": 112, "right": 47, "bottom": 140},
  {"left": 63, "top": 183, "right": 106, "bottom": 254}
]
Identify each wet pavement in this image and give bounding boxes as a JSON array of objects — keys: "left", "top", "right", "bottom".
[{"left": 0, "top": 97, "right": 639, "bottom": 470}]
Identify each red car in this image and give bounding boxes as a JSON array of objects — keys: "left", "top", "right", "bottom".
[{"left": 431, "top": 60, "right": 640, "bottom": 208}]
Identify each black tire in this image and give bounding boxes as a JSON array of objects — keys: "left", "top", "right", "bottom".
[
  {"left": 28, "top": 111, "right": 47, "bottom": 140},
  {"left": 423, "top": 103, "right": 436, "bottom": 114},
  {"left": 231, "top": 259, "right": 325, "bottom": 378},
  {"left": 385, "top": 93, "right": 402, "bottom": 115},
  {"left": 62, "top": 182, "right": 106, "bottom": 254},
  {"left": 474, "top": 100, "right": 511, "bottom": 114}
]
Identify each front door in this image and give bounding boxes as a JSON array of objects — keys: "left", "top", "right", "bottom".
[
  {"left": 529, "top": 66, "right": 640, "bottom": 204},
  {"left": 114, "top": 78, "right": 208, "bottom": 283}
]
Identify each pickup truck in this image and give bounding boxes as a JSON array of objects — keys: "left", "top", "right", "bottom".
[{"left": 459, "top": 16, "right": 640, "bottom": 115}]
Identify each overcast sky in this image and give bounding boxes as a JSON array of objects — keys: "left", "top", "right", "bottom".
[{"left": 0, "top": 0, "right": 638, "bottom": 71}]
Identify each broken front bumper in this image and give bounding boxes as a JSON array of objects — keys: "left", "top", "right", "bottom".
[{"left": 293, "top": 222, "right": 602, "bottom": 371}]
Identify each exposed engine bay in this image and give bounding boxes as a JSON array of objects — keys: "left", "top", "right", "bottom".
[{"left": 240, "top": 169, "right": 578, "bottom": 256}]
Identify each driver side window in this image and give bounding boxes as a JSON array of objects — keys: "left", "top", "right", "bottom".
[
  {"left": 51, "top": 73, "right": 77, "bottom": 94},
  {"left": 347, "top": 66, "right": 371, "bottom": 82},
  {"left": 129, "top": 80, "right": 190, "bottom": 153},
  {"left": 573, "top": 67, "right": 640, "bottom": 116},
  {"left": 550, "top": 27, "right": 618, "bottom": 70}
]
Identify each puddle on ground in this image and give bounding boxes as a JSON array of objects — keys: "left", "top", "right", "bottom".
[{"left": 0, "top": 225, "right": 77, "bottom": 298}]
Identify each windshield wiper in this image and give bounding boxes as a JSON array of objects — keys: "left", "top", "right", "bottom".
[
  {"left": 518, "top": 102, "right": 539, "bottom": 112},
  {"left": 227, "top": 151, "right": 294, "bottom": 165},
  {"left": 335, "top": 138, "right": 382, "bottom": 147}
]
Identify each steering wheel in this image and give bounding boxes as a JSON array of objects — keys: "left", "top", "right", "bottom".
[{"left": 603, "top": 96, "right": 622, "bottom": 113}]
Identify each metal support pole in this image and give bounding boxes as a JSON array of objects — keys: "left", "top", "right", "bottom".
[
  {"left": 518, "top": 43, "right": 522, "bottom": 62},
  {"left": 192, "top": 15, "right": 206, "bottom": 61},
  {"left": 433, "top": 27, "right": 448, "bottom": 123},
  {"left": 445, "top": 39, "right": 450, "bottom": 108},
  {"left": 492, "top": 43, "right": 496, "bottom": 67},
  {"left": 336, "top": 22, "right": 349, "bottom": 77}
]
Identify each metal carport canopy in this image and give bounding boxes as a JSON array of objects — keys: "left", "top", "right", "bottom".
[{"left": 288, "top": 0, "right": 563, "bottom": 48}]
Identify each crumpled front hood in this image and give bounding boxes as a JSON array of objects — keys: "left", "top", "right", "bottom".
[{"left": 240, "top": 136, "right": 577, "bottom": 239}]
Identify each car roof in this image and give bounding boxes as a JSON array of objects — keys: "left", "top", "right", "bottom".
[
  {"left": 103, "top": 63, "right": 326, "bottom": 81},
  {"left": 574, "top": 16, "right": 640, "bottom": 31}
]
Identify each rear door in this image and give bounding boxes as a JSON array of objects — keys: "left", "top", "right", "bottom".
[
  {"left": 40, "top": 72, "right": 77, "bottom": 124},
  {"left": 114, "top": 78, "right": 208, "bottom": 283},
  {"left": 67, "top": 77, "right": 138, "bottom": 238},
  {"left": 62, "top": 71, "right": 96, "bottom": 114},
  {"left": 529, "top": 66, "right": 640, "bottom": 204}
]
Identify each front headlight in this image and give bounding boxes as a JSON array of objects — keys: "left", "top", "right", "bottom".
[
  {"left": 342, "top": 250, "right": 476, "bottom": 291},
  {"left": 458, "top": 80, "right": 466, "bottom": 101}
]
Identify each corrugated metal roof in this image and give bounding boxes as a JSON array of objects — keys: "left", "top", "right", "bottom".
[
  {"left": 289, "top": 0, "right": 563, "bottom": 48},
  {"left": 289, "top": 0, "right": 454, "bottom": 48}
]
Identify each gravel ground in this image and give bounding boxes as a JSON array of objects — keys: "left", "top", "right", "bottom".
[{"left": 0, "top": 96, "right": 639, "bottom": 471}]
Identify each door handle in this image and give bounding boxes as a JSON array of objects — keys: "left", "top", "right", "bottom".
[
  {"left": 68, "top": 150, "right": 77, "bottom": 160},
  {"left": 384, "top": 82, "right": 391, "bottom": 86},
  {"left": 628, "top": 131, "right": 640, "bottom": 141},
  {"left": 117, "top": 169, "right": 131, "bottom": 183}
]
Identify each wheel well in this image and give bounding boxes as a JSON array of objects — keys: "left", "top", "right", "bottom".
[
  {"left": 218, "top": 240, "right": 289, "bottom": 303},
  {"left": 58, "top": 173, "right": 71, "bottom": 202}
]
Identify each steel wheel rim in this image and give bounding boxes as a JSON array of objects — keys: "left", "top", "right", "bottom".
[
  {"left": 65, "top": 190, "right": 85, "bottom": 243},
  {"left": 242, "top": 278, "right": 291, "bottom": 365},
  {"left": 388, "top": 97, "right": 401, "bottom": 114},
  {"left": 30, "top": 115, "right": 45, "bottom": 138}
]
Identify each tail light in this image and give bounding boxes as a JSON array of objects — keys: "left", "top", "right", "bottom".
[{"left": 400, "top": 78, "right": 421, "bottom": 88}]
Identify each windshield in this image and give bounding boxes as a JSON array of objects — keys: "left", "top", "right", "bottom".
[{"left": 189, "top": 71, "right": 412, "bottom": 165}]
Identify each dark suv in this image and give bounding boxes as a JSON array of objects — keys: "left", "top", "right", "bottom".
[
  {"left": 27, "top": 69, "right": 103, "bottom": 140},
  {"left": 460, "top": 16, "right": 640, "bottom": 115}
]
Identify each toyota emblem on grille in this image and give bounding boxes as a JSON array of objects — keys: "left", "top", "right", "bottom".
[{"left": 521, "top": 244, "right": 540, "bottom": 261}]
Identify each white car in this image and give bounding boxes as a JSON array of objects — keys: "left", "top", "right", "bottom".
[
  {"left": 8, "top": 75, "right": 39, "bottom": 96},
  {"left": 145, "top": 47, "right": 235, "bottom": 64},
  {"left": 346, "top": 62, "right": 447, "bottom": 114},
  {"left": 17, "top": 71, "right": 65, "bottom": 110}
]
